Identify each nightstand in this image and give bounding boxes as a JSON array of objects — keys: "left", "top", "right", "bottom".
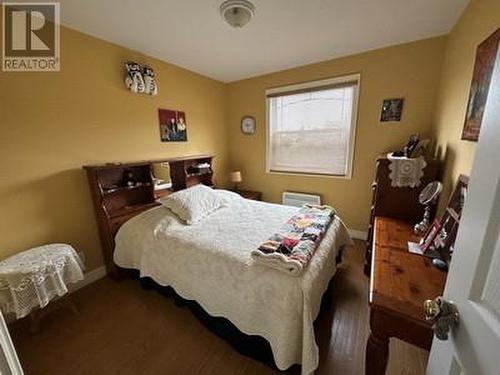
[{"left": 235, "top": 189, "right": 262, "bottom": 201}]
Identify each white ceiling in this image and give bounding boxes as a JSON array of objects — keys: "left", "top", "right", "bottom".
[{"left": 57, "top": 0, "right": 468, "bottom": 82}]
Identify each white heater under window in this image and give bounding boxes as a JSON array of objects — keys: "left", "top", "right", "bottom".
[{"left": 282, "top": 192, "right": 321, "bottom": 207}]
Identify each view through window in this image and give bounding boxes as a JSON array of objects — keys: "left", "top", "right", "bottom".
[{"left": 266, "top": 75, "right": 359, "bottom": 177}]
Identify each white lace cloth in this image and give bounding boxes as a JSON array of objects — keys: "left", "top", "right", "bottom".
[
  {"left": 114, "top": 190, "right": 353, "bottom": 374},
  {"left": 388, "top": 155, "right": 427, "bottom": 187},
  {"left": 0, "top": 244, "right": 85, "bottom": 319}
]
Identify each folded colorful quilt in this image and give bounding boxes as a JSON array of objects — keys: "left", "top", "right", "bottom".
[{"left": 251, "top": 204, "right": 336, "bottom": 276}]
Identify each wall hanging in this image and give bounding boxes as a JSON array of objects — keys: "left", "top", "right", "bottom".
[
  {"left": 241, "top": 116, "right": 256, "bottom": 134},
  {"left": 158, "top": 109, "right": 187, "bottom": 142},
  {"left": 125, "top": 61, "right": 158, "bottom": 96},
  {"left": 380, "top": 98, "right": 404, "bottom": 122},
  {"left": 462, "top": 28, "right": 500, "bottom": 141}
]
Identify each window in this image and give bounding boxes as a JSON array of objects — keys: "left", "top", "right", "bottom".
[{"left": 266, "top": 74, "right": 359, "bottom": 178}]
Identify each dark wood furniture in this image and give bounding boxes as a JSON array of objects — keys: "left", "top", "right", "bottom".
[
  {"left": 83, "top": 154, "right": 214, "bottom": 278},
  {"left": 432, "top": 175, "right": 469, "bottom": 265},
  {"left": 235, "top": 189, "right": 262, "bottom": 201},
  {"left": 365, "top": 217, "right": 447, "bottom": 375},
  {"left": 365, "top": 156, "right": 440, "bottom": 275}
]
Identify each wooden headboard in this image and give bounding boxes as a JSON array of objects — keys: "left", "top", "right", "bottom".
[{"left": 83, "top": 154, "right": 214, "bottom": 278}]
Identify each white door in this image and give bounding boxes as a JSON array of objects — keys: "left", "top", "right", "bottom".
[
  {"left": 427, "top": 48, "right": 500, "bottom": 374},
  {"left": 0, "top": 311, "right": 23, "bottom": 375}
]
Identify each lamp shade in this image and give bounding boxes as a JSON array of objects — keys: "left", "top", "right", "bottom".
[{"left": 230, "top": 171, "right": 242, "bottom": 183}]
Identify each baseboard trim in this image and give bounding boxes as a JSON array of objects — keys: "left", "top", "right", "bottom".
[
  {"left": 348, "top": 229, "right": 368, "bottom": 241},
  {"left": 70, "top": 266, "right": 107, "bottom": 293}
]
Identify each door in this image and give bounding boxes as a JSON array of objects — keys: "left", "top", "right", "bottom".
[
  {"left": 427, "top": 48, "right": 500, "bottom": 374},
  {"left": 0, "top": 311, "right": 23, "bottom": 375}
]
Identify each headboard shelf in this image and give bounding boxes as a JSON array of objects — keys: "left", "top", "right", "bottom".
[
  {"left": 84, "top": 154, "right": 215, "bottom": 278},
  {"left": 83, "top": 153, "right": 214, "bottom": 170}
]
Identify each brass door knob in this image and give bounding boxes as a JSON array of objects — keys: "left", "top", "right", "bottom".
[
  {"left": 423, "top": 297, "right": 459, "bottom": 341},
  {"left": 424, "top": 299, "right": 441, "bottom": 321}
]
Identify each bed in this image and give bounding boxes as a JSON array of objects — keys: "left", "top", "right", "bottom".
[{"left": 113, "top": 189, "right": 352, "bottom": 375}]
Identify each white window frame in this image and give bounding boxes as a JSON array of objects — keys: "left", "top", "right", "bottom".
[{"left": 265, "top": 73, "right": 360, "bottom": 179}]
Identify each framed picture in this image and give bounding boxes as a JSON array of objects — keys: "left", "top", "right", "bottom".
[
  {"left": 462, "top": 28, "right": 500, "bottom": 141},
  {"left": 380, "top": 98, "right": 404, "bottom": 122},
  {"left": 419, "top": 220, "right": 442, "bottom": 253},
  {"left": 159, "top": 109, "right": 187, "bottom": 142}
]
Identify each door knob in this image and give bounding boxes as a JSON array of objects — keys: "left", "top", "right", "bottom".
[{"left": 424, "top": 296, "right": 459, "bottom": 341}]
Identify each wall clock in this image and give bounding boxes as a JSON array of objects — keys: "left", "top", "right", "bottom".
[{"left": 241, "top": 116, "right": 256, "bottom": 135}]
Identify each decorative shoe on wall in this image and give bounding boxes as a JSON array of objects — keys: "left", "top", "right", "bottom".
[
  {"left": 142, "top": 65, "right": 158, "bottom": 96},
  {"left": 125, "top": 61, "right": 145, "bottom": 93},
  {"left": 124, "top": 61, "right": 158, "bottom": 96}
]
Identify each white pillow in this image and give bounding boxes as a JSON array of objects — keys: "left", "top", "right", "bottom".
[{"left": 158, "top": 184, "right": 227, "bottom": 225}]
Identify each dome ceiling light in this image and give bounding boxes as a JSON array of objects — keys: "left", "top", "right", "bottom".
[{"left": 220, "top": 0, "right": 255, "bottom": 28}]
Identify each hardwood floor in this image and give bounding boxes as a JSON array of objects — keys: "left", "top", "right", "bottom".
[{"left": 10, "top": 241, "right": 428, "bottom": 374}]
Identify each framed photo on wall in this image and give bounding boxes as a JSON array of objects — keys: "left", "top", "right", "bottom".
[
  {"left": 380, "top": 98, "right": 404, "bottom": 122},
  {"left": 158, "top": 109, "right": 187, "bottom": 142},
  {"left": 462, "top": 28, "right": 500, "bottom": 141}
]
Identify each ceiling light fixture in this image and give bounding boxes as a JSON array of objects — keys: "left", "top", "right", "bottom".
[{"left": 220, "top": 0, "right": 255, "bottom": 28}]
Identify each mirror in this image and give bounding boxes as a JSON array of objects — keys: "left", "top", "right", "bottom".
[
  {"left": 415, "top": 181, "right": 443, "bottom": 235},
  {"left": 151, "top": 162, "right": 172, "bottom": 190}
]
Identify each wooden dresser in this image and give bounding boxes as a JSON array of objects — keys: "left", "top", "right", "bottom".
[
  {"left": 365, "top": 156, "right": 440, "bottom": 275},
  {"left": 83, "top": 154, "right": 214, "bottom": 278},
  {"left": 365, "top": 217, "right": 447, "bottom": 375}
]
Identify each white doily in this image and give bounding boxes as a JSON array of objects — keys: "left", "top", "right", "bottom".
[
  {"left": 0, "top": 244, "right": 85, "bottom": 319},
  {"left": 387, "top": 154, "right": 427, "bottom": 188}
]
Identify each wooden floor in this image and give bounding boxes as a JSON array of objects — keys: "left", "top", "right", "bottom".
[{"left": 10, "top": 241, "right": 428, "bottom": 374}]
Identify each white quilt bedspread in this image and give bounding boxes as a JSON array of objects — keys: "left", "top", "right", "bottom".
[{"left": 114, "top": 191, "right": 352, "bottom": 374}]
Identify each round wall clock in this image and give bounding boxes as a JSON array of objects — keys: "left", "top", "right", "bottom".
[{"left": 241, "top": 116, "right": 256, "bottom": 135}]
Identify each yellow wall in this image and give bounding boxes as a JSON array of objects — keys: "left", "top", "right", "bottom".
[
  {"left": 2, "top": 0, "right": 496, "bottom": 271},
  {"left": 0, "top": 25, "right": 229, "bottom": 270},
  {"left": 432, "top": 0, "right": 500, "bottom": 209},
  {"left": 226, "top": 37, "right": 446, "bottom": 231}
]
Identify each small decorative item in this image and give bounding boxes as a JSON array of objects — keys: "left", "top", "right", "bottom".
[
  {"left": 159, "top": 109, "right": 187, "bottom": 142},
  {"left": 125, "top": 61, "right": 145, "bottom": 93},
  {"left": 414, "top": 181, "right": 443, "bottom": 235},
  {"left": 462, "top": 28, "right": 500, "bottom": 141},
  {"left": 241, "top": 116, "right": 256, "bottom": 135},
  {"left": 229, "top": 170, "right": 242, "bottom": 191},
  {"left": 124, "top": 61, "right": 158, "bottom": 96},
  {"left": 419, "top": 219, "right": 442, "bottom": 254},
  {"left": 142, "top": 65, "right": 158, "bottom": 96},
  {"left": 380, "top": 98, "right": 404, "bottom": 122},
  {"left": 122, "top": 170, "right": 136, "bottom": 187},
  {"left": 387, "top": 154, "right": 427, "bottom": 188}
]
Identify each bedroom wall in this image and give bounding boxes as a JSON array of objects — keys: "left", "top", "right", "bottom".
[
  {"left": 431, "top": 0, "right": 500, "bottom": 211},
  {"left": 0, "top": 25, "right": 229, "bottom": 271},
  {"left": 226, "top": 37, "right": 446, "bottom": 232}
]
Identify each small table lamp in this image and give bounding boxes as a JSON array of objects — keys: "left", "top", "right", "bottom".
[{"left": 230, "top": 171, "right": 242, "bottom": 191}]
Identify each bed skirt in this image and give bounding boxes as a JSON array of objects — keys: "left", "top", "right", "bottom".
[{"left": 126, "top": 247, "right": 343, "bottom": 372}]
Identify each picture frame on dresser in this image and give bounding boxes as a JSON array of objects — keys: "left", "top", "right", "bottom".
[
  {"left": 433, "top": 175, "right": 469, "bottom": 265},
  {"left": 419, "top": 219, "right": 441, "bottom": 253}
]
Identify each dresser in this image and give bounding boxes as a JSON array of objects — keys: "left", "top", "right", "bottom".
[
  {"left": 365, "top": 217, "right": 447, "bottom": 375},
  {"left": 365, "top": 156, "right": 440, "bottom": 275}
]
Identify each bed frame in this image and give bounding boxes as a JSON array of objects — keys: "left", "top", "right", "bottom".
[
  {"left": 84, "top": 154, "right": 345, "bottom": 371},
  {"left": 83, "top": 154, "right": 214, "bottom": 278}
]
